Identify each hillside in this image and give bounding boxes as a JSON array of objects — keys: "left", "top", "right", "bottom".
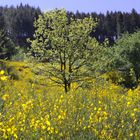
[{"left": 0, "top": 60, "right": 140, "bottom": 139}]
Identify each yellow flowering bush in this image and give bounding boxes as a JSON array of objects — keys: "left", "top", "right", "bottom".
[
  {"left": 0, "top": 70, "right": 7, "bottom": 81},
  {"left": 1, "top": 61, "right": 140, "bottom": 139}
]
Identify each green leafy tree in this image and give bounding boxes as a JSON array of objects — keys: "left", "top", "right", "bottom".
[
  {"left": 108, "top": 31, "right": 140, "bottom": 86},
  {"left": 29, "top": 9, "right": 102, "bottom": 92}
]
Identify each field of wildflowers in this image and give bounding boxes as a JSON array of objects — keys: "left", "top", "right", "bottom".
[{"left": 0, "top": 61, "right": 140, "bottom": 139}]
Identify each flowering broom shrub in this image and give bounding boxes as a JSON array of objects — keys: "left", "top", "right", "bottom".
[{"left": 0, "top": 70, "right": 140, "bottom": 140}]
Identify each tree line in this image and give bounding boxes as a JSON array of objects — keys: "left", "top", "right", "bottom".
[
  {"left": 0, "top": 3, "right": 41, "bottom": 48},
  {"left": 72, "top": 9, "right": 140, "bottom": 45},
  {"left": 0, "top": 4, "right": 140, "bottom": 59}
]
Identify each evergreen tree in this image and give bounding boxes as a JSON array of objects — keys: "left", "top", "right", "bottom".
[
  {"left": 0, "top": 30, "right": 16, "bottom": 59},
  {"left": 2, "top": 4, "right": 41, "bottom": 47},
  {"left": 0, "top": 7, "right": 5, "bottom": 30}
]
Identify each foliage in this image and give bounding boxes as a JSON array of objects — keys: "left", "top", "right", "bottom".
[
  {"left": 29, "top": 9, "right": 102, "bottom": 92},
  {"left": 0, "top": 30, "right": 16, "bottom": 59},
  {"left": 0, "top": 6, "right": 140, "bottom": 59},
  {"left": 102, "top": 70, "right": 137, "bottom": 88},
  {"left": 1, "top": 66, "right": 140, "bottom": 139},
  {"left": 11, "top": 47, "right": 27, "bottom": 61},
  {"left": 0, "top": 4, "right": 41, "bottom": 47},
  {"left": 74, "top": 9, "right": 140, "bottom": 45},
  {"left": 0, "top": 6, "right": 140, "bottom": 53},
  {"left": 109, "top": 31, "right": 140, "bottom": 86},
  {"left": 0, "top": 60, "right": 33, "bottom": 81}
]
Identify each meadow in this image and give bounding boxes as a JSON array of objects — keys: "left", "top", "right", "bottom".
[{"left": 0, "top": 60, "right": 140, "bottom": 140}]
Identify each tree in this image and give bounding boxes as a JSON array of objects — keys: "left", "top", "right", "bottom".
[
  {"left": 0, "top": 29, "right": 16, "bottom": 59},
  {"left": 2, "top": 4, "right": 41, "bottom": 47},
  {"left": 29, "top": 9, "right": 101, "bottom": 92},
  {"left": 130, "top": 9, "right": 139, "bottom": 33},
  {"left": 0, "top": 8, "right": 5, "bottom": 30},
  {"left": 109, "top": 31, "right": 140, "bottom": 86}
]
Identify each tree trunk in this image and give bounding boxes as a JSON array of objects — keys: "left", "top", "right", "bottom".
[
  {"left": 64, "top": 83, "right": 68, "bottom": 93},
  {"left": 64, "top": 79, "right": 70, "bottom": 93}
]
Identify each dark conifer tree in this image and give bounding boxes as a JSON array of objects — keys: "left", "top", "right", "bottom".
[{"left": 0, "top": 29, "right": 16, "bottom": 59}]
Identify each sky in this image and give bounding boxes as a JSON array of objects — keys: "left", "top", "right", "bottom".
[{"left": 0, "top": 0, "right": 140, "bottom": 13}]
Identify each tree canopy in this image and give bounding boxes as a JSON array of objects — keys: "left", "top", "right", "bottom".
[
  {"left": 107, "top": 30, "right": 140, "bottom": 86},
  {"left": 29, "top": 9, "right": 103, "bottom": 92}
]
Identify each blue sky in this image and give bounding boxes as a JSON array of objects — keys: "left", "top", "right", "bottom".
[{"left": 0, "top": 0, "right": 140, "bottom": 13}]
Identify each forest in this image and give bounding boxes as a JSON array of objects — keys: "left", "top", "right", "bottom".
[
  {"left": 0, "top": 4, "right": 140, "bottom": 139},
  {"left": 0, "top": 4, "right": 140, "bottom": 58}
]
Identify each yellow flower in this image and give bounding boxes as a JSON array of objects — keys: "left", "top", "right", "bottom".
[
  {"left": 98, "top": 108, "right": 101, "bottom": 111},
  {"left": 0, "top": 70, "right": 4, "bottom": 75},
  {"left": 7, "top": 128, "right": 11, "bottom": 132},
  {"left": 134, "top": 119, "right": 137, "bottom": 123},
  {"left": 130, "top": 133, "right": 133, "bottom": 137},
  {"left": 58, "top": 115, "right": 61, "bottom": 119},
  {"left": 46, "top": 120, "right": 51, "bottom": 126},
  {"left": 31, "top": 83, "right": 34, "bottom": 88},
  {"left": 127, "top": 102, "right": 131, "bottom": 106},
  {"left": 47, "top": 127, "right": 51, "bottom": 131},
  {"left": 134, "top": 108, "right": 137, "bottom": 112},
  {"left": 0, "top": 76, "right": 7, "bottom": 81},
  {"left": 14, "top": 133, "right": 18, "bottom": 139},
  {"left": 103, "top": 111, "right": 107, "bottom": 116},
  {"left": 60, "top": 95, "right": 64, "bottom": 99},
  {"left": 94, "top": 107, "right": 97, "bottom": 111},
  {"left": 98, "top": 101, "right": 101, "bottom": 104},
  {"left": 2, "top": 94, "right": 9, "bottom": 101},
  {"left": 83, "top": 126, "right": 86, "bottom": 130},
  {"left": 55, "top": 129, "right": 59, "bottom": 134},
  {"left": 131, "top": 113, "right": 135, "bottom": 117},
  {"left": 41, "top": 125, "right": 46, "bottom": 130}
]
